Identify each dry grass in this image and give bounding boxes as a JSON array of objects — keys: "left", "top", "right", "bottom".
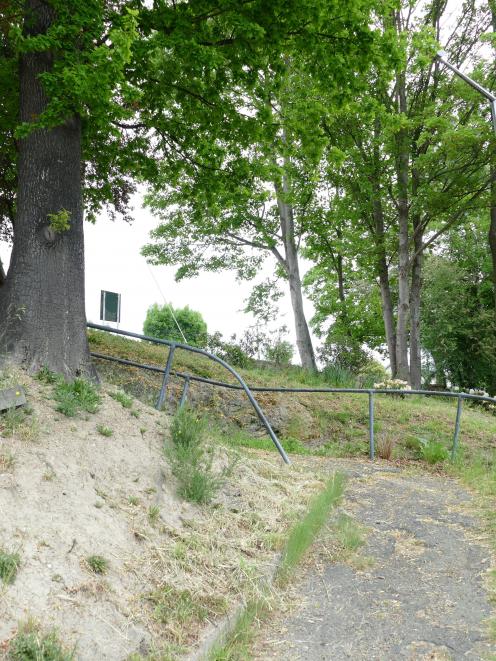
[{"left": 376, "top": 434, "right": 395, "bottom": 460}]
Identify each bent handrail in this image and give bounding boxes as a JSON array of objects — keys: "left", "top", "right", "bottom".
[{"left": 87, "top": 323, "right": 291, "bottom": 465}]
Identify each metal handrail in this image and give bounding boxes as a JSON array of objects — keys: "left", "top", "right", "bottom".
[
  {"left": 87, "top": 323, "right": 290, "bottom": 465},
  {"left": 87, "top": 323, "right": 496, "bottom": 463}
]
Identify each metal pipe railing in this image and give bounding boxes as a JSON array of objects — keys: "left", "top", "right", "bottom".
[{"left": 88, "top": 324, "right": 496, "bottom": 463}]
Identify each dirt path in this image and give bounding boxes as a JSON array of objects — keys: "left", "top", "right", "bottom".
[{"left": 252, "top": 461, "right": 495, "bottom": 660}]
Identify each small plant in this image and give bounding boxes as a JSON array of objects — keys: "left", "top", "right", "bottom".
[
  {"left": 109, "top": 390, "right": 133, "bottom": 409},
  {"left": 130, "top": 409, "right": 140, "bottom": 418},
  {"left": 47, "top": 208, "right": 71, "bottom": 233},
  {"left": 421, "top": 439, "right": 449, "bottom": 465},
  {"left": 128, "top": 496, "right": 139, "bottom": 506},
  {"left": 85, "top": 554, "right": 109, "bottom": 575},
  {"left": 334, "top": 513, "right": 365, "bottom": 552},
  {"left": 54, "top": 379, "right": 100, "bottom": 417},
  {"left": 376, "top": 435, "right": 395, "bottom": 460},
  {"left": 35, "top": 366, "right": 58, "bottom": 384},
  {"left": 7, "top": 620, "right": 74, "bottom": 661},
  {"left": 1, "top": 407, "right": 26, "bottom": 437},
  {"left": 149, "top": 584, "right": 226, "bottom": 631},
  {"left": 170, "top": 406, "right": 204, "bottom": 450},
  {"left": 148, "top": 505, "right": 160, "bottom": 524},
  {"left": 0, "top": 548, "right": 20, "bottom": 584},
  {"left": 96, "top": 424, "right": 113, "bottom": 437},
  {"left": 0, "top": 450, "right": 15, "bottom": 472}
]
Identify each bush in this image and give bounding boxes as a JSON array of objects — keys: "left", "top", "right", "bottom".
[
  {"left": 143, "top": 303, "right": 208, "bottom": 348},
  {"left": 421, "top": 440, "right": 449, "bottom": 465},
  {"left": 206, "top": 332, "right": 253, "bottom": 369},
  {"left": 54, "top": 378, "right": 101, "bottom": 417},
  {"left": 265, "top": 340, "right": 293, "bottom": 366}
]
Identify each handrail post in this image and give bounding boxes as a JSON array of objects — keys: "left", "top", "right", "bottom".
[
  {"left": 156, "top": 345, "right": 176, "bottom": 410},
  {"left": 451, "top": 395, "right": 463, "bottom": 460},
  {"left": 369, "top": 390, "right": 375, "bottom": 460},
  {"left": 179, "top": 376, "right": 190, "bottom": 410}
]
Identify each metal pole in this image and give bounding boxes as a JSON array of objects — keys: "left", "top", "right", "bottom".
[
  {"left": 369, "top": 391, "right": 375, "bottom": 460},
  {"left": 156, "top": 345, "right": 176, "bottom": 410},
  {"left": 451, "top": 396, "right": 463, "bottom": 460},
  {"left": 436, "top": 51, "right": 496, "bottom": 134},
  {"left": 179, "top": 376, "right": 190, "bottom": 410}
]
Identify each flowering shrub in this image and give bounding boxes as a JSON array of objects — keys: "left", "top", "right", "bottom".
[{"left": 373, "top": 379, "right": 411, "bottom": 391}]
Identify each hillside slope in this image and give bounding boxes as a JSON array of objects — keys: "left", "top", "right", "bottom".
[{"left": 0, "top": 373, "right": 330, "bottom": 660}]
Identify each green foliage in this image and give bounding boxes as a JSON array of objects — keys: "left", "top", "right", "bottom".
[
  {"left": 47, "top": 209, "right": 71, "bottom": 233},
  {"left": 108, "top": 390, "right": 133, "bottom": 409},
  {"left": 54, "top": 379, "right": 100, "bottom": 417},
  {"left": 0, "top": 548, "right": 20, "bottom": 584},
  {"left": 168, "top": 407, "right": 232, "bottom": 504},
  {"left": 207, "top": 333, "right": 253, "bottom": 369},
  {"left": 144, "top": 303, "right": 208, "bottom": 348},
  {"left": 277, "top": 472, "right": 345, "bottom": 584},
  {"left": 7, "top": 621, "right": 74, "bottom": 661},
  {"left": 86, "top": 555, "right": 109, "bottom": 575},
  {"left": 36, "top": 367, "right": 59, "bottom": 385},
  {"left": 96, "top": 425, "right": 113, "bottom": 437},
  {"left": 265, "top": 340, "right": 294, "bottom": 367},
  {"left": 422, "top": 227, "right": 496, "bottom": 395},
  {"left": 420, "top": 439, "right": 449, "bottom": 465}
]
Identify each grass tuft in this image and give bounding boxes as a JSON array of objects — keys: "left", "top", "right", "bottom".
[
  {"left": 0, "top": 548, "right": 20, "bottom": 584},
  {"left": 276, "top": 472, "right": 345, "bottom": 584},
  {"left": 54, "top": 379, "right": 100, "bottom": 417},
  {"left": 85, "top": 555, "right": 109, "bottom": 575},
  {"left": 108, "top": 390, "right": 133, "bottom": 409},
  {"left": 96, "top": 424, "right": 113, "bottom": 437},
  {"left": 7, "top": 620, "right": 74, "bottom": 661}
]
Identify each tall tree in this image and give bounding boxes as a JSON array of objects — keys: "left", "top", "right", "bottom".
[{"left": 1, "top": 0, "right": 373, "bottom": 377}]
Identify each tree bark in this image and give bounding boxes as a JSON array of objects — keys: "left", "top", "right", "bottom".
[
  {"left": 0, "top": 256, "right": 5, "bottom": 286},
  {"left": 409, "top": 216, "right": 423, "bottom": 389},
  {"left": 371, "top": 117, "right": 397, "bottom": 377},
  {"left": 490, "top": 172, "right": 496, "bottom": 309},
  {"left": 0, "top": 0, "right": 95, "bottom": 379},
  {"left": 394, "top": 58, "right": 410, "bottom": 382},
  {"left": 276, "top": 172, "right": 317, "bottom": 371}
]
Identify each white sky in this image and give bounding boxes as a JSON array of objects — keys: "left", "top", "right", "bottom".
[{"left": 0, "top": 195, "right": 316, "bottom": 361}]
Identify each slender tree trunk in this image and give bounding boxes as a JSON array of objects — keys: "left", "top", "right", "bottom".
[
  {"left": 275, "top": 173, "right": 317, "bottom": 371},
  {"left": 371, "top": 117, "right": 397, "bottom": 376},
  {"left": 0, "top": 0, "right": 95, "bottom": 379},
  {"left": 409, "top": 219, "right": 423, "bottom": 389},
  {"left": 490, "top": 172, "right": 496, "bottom": 309},
  {"left": 0, "top": 256, "right": 5, "bottom": 286},
  {"left": 395, "top": 62, "right": 410, "bottom": 382}
]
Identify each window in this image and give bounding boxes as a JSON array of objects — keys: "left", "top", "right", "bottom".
[{"left": 100, "top": 290, "right": 121, "bottom": 323}]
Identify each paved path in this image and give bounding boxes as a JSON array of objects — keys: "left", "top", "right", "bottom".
[{"left": 253, "top": 461, "right": 494, "bottom": 660}]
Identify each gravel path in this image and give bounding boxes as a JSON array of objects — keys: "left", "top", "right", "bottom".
[{"left": 253, "top": 461, "right": 495, "bottom": 661}]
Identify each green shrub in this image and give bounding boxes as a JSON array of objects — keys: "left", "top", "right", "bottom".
[
  {"left": 96, "top": 425, "right": 113, "bottom": 437},
  {"left": 144, "top": 303, "right": 208, "bottom": 348},
  {"left": 0, "top": 548, "right": 20, "bottom": 584},
  {"left": 265, "top": 340, "right": 294, "bottom": 366},
  {"left": 206, "top": 332, "right": 253, "bottom": 368},
  {"left": 54, "top": 379, "right": 100, "bottom": 417}
]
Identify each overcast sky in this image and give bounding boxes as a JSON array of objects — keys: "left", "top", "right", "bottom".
[{"left": 0, "top": 195, "right": 316, "bottom": 360}]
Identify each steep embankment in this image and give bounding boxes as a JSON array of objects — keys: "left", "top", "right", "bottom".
[{"left": 0, "top": 372, "right": 331, "bottom": 660}]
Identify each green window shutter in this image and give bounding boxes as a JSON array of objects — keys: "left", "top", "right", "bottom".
[{"left": 100, "top": 290, "right": 121, "bottom": 323}]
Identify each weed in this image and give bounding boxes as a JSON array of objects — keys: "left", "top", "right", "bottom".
[
  {"left": 85, "top": 555, "right": 109, "bottom": 575},
  {"left": 334, "top": 513, "right": 365, "bottom": 552},
  {"left": 97, "top": 424, "right": 113, "bottom": 437},
  {"left": 130, "top": 409, "right": 140, "bottom": 418},
  {"left": 149, "top": 585, "right": 227, "bottom": 640},
  {"left": 421, "top": 439, "right": 449, "bottom": 464},
  {"left": 277, "top": 472, "right": 345, "bottom": 584},
  {"left": 0, "top": 548, "right": 20, "bottom": 584},
  {"left": 128, "top": 496, "right": 140, "bottom": 506},
  {"left": 0, "top": 450, "right": 15, "bottom": 472},
  {"left": 376, "top": 435, "right": 395, "bottom": 460},
  {"left": 148, "top": 505, "right": 160, "bottom": 524},
  {"left": 35, "top": 366, "right": 58, "bottom": 384},
  {"left": 7, "top": 620, "right": 74, "bottom": 661},
  {"left": 54, "top": 379, "right": 100, "bottom": 417},
  {"left": 1, "top": 407, "right": 27, "bottom": 437},
  {"left": 109, "top": 390, "right": 133, "bottom": 409},
  {"left": 167, "top": 407, "right": 233, "bottom": 505}
]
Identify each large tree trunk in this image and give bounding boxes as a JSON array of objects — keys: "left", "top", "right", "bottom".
[
  {"left": 276, "top": 173, "right": 317, "bottom": 371},
  {"left": 0, "top": 0, "right": 95, "bottom": 379}
]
